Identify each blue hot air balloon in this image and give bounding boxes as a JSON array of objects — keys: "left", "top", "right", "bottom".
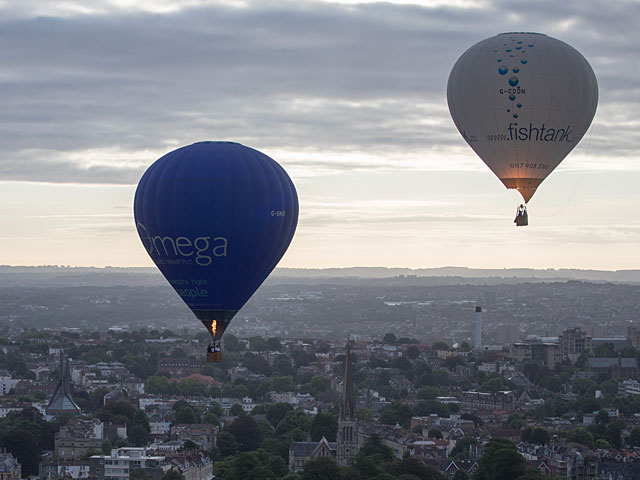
[{"left": 134, "top": 141, "right": 298, "bottom": 359}]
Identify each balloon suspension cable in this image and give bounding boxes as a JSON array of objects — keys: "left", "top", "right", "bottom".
[{"left": 535, "top": 124, "right": 594, "bottom": 219}]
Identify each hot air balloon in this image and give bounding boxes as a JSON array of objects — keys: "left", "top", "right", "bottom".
[
  {"left": 447, "top": 32, "right": 598, "bottom": 225},
  {"left": 134, "top": 141, "right": 298, "bottom": 361}
]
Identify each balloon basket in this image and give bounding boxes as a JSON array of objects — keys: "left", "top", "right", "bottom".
[{"left": 207, "top": 351, "right": 223, "bottom": 362}]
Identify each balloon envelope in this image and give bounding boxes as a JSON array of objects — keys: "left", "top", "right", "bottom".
[
  {"left": 447, "top": 33, "right": 598, "bottom": 203},
  {"left": 134, "top": 141, "right": 298, "bottom": 340}
]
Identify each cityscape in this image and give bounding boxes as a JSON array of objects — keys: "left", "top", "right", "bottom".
[
  {"left": 2, "top": 1, "right": 640, "bottom": 480},
  {"left": 1, "top": 267, "right": 640, "bottom": 479}
]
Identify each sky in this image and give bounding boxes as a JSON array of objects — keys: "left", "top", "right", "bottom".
[{"left": 1, "top": 0, "right": 639, "bottom": 270}]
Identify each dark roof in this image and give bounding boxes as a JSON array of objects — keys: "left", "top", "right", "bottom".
[
  {"left": 291, "top": 440, "right": 337, "bottom": 457},
  {"left": 587, "top": 358, "right": 638, "bottom": 368}
]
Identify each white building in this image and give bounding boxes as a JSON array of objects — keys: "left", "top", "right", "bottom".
[
  {"left": 0, "top": 375, "right": 19, "bottom": 395},
  {"left": 619, "top": 379, "right": 640, "bottom": 396},
  {"left": 89, "top": 448, "right": 164, "bottom": 480}
]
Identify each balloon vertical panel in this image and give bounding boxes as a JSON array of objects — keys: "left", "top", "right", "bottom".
[{"left": 134, "top": 141, "right": 298, "bottom": 315}]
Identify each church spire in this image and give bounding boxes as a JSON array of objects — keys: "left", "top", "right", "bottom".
[
  {"left": 340, "top": 340, "right": 355, "bottom": 421},
  {"left": 337, "top": 339, "right": 359, "bottom": 466},
  {"left": 46, "top": 351, "right": 81, "bottom": 416}
]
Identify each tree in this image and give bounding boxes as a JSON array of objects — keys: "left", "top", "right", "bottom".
[
  {"left": 0, "top": 428, "right": 40, "bottom": 476},
  {"left": 503, "top": 413, "right": 525, "bottom": 430},
  {"left": 275, "top": 409, "right": 311, "bottom": 437},
  {"left": 226, "top": 415, "right": 263, "bottom": 452},
  {"left": 301, "top": 457, "right": 342, "bottom": 480},
  {"left": 229, "top": 403, "right": 245, "bottom": 416},
  {"left": 605, "top": 419, "right": 626, "bottom": 449},
  {"left": 565, "top": 428, "right": 594, "bottom": 448},
  {"left": 453, "top": 470, "right": 470, "bottom": 480},
  {"left": 224, "top": 334, "right": 243, "bottom": 352},
  {"left": 389, "top": 456, "right": 445, "bottom": 479},
  {"left": 303, "top": 376, "right": 331, "bottom": 396},
  {"left": 528, "top": 427, "right": 550, "bottom": 446},
  {"left": 203, "top": 412, "right": 220, "bottom": 425},
  {"left": 130, "top": 468, "right": 151, "bottom": 480},
  {"left": 359, "top": 434, "right": 394, "bottom": 462},
  {"left": 163, "top": 468, "right": 185, "bottom": 480},
  {"left": 266, "top": 403, "right": 294, "bottom": 427},
  {"left": 406, "top": 345, "right": 421, "bottom": 360},
  {"left": 182, "top": 439, "right": 198, "bottom": 451},
  {"left": 383, "top": 333, "right": 397, "bottom": 344},
  {"left": 428, "top": 428, "right": 443, "bottom": 439},
  {"left": 267, "top": 337, "right": 283, "bottom": 351},
  {"left": 379, "top": 402, "right": 413, "bottom": 429},
  {"left": 216, "top": 431, "right": 239, "bottom": 458},
  {"left": 413, "top": 400, "right": 450, "bottom": 419},
  {"left": 128, "top": 424, "right": 150, "bottom": 446},
  {"left": 310, "top": 413, "right": 338, "bottom": 442},
  {"left": 175, "top": 406, "right": 198, "bottom": 424},
  {"left": 450, "top": 437, "right": 476, "bottom": 458},
  {"left": 431, "top": 342, "right": 449, "bottom": 351},
  {"left": 474, "top": 438, "right": 526, "bottom": 480},
  {"left": 627, "top": 427, "right": 640, "bottom": 447}
]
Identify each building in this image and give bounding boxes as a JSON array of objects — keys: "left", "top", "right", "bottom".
[
  {"left": 510, "top": 341, "right": 560, "bottom": 368},
  {"left": 0, "top": 375, "right": 19, "bottom": 396},
  {"left": 55, "top": 419, "right": 104, "bottom": 461},
  {"left": 170, "top": 424, "right": 217, "bottom": 451},
  {"left": 288, "top": 438, "right": 336, "bottom": 473},
  {"left": 0, "top": 451, "right": 21, "bottom": 480},
  {"left": 586, "top": 357, "right": 639, "bottom": 380},
  {"left": 628, "top": 326, "right": 640, "bottom": 349},
  {"left": 89, "top": 448, "right": 165, "bottom": 480},
  {"left": 496, "top": 325, "right": 520, "bottom": 345},
  {"left": 39, "top": 460, "right": 90, "bottom": 480},
  {"left": 619, "top": 379, "right": 640, "bottom": 396},
  {"left": 46, "top": 352, "right": 81, "bottom": 417},
  {"left": 459, "top": 390, "right": 515, "bottom": 411},
  {"left": 558, "top": 328, "right": 592, "bottom": 363},
  {"left": 156, "top": 358, "right": 202, "bottom": 376},
  {"left": 337, "top": 340, "right": 359, "bottom": 467},
  {"left": 289, "top": 340, "right": 359, "bottom": 471}
]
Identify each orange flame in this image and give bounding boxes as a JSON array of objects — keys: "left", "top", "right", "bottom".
[{"left": 211, "top": 319, "right": 217, "bottom": 337}]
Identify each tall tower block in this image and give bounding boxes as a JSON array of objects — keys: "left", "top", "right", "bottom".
[{"left": 474, "top": 306, "right": 482, "bottom": 350}]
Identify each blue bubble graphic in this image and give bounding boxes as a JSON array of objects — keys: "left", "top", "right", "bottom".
[
  {"left": 498, "top": 66, "right": 508, "bottom": 75},
  {"left": 528, "top": 44, "right": 534, "bottom": 47},
  {"left": 509, "top": 94, "right": 516, "bottom": 101},
  {"left": 497, "top": 58, "right": 502, "bottom": 62},
  {"left": 513, "top": 67, "right": 520, "bottom": 73},
  {"left": 517, "top": 103, "right": 522, "bottom": 108},
  {"left": 521, "top": 59, "right": 528, "bottom": 64},
  {"left": 506, "top": 48, "right": 512, "bottom": 52},
  {"left": 507, "top": 109, "right": 511, "bottom": 112},
  {"left": 516, "top": 41, "right": 523, "bottom": 44},
  {"left": 509, "top": 76, "right": 519, "bottom": 86},
  {"left": 513, "top": 114, "right": 519, "bottom": 118},
  {"left": 516, "top": 46, "right": 522, "bottom": 50}
]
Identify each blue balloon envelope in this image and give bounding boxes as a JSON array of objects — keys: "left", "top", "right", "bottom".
[{"left": 134, "top": 141, "right": 298, "bottom": 340}]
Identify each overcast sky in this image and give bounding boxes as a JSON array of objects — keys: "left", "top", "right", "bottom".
[{"left": 1, "top": 0, "right": 639, "bottom": 270}]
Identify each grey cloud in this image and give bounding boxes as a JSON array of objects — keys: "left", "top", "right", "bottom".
[{"left": 0, "top": 1, "right": 638, "bottom": 184}]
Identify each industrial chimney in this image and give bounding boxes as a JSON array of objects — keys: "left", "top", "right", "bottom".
[{"left": 474, "top": 306, "right": 482, "bottom": 350}]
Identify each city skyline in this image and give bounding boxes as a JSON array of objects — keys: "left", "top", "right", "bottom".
[{"left": 1, "top": 0, "right": 639, "bottom": 270}]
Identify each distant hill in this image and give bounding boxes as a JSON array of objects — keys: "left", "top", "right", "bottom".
[
  {"left": 274, "top": 266, "right": 640, "bottom": 283},
  {"left": 0, "top": 265, "right": 639, "bottom": 287}
]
